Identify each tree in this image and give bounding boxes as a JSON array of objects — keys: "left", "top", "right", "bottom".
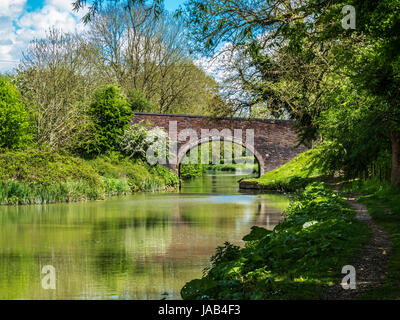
[
  {"left": 183, "top": 0, "right": 400, "bottom": 186},
  {"left": 72, "top": 0, "right": 164, "bottom": 23},
  {"left": 86, "top": 3, "right": 222, "bottom": 115},
  {"left": 16, "top": 28, "right": 103, "bottom": 150},
  {"left": 0, "top": 76, "right": 31, "bottom": 150},
  {"left": 183, "top": 0, "right": 339, "bottom": 142},
  {"left": 127, "top": 89, "right": 154, "bottom": 112},
  {"left": 82, "top": 85, "right": 133, "bottom": 157},
  {"left": 347, "top": 0, "right": 400, "bottom": 186}
]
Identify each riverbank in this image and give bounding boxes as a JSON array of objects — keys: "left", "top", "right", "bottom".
[
  {"left": 180, "top": 162, "right": 258, "bottom": 180},
  {"left": 0, "top": 149, "right": 179, "bottom": 205},
  {"left": 322, "top": 197, "right": 392, "bottom": 299},
  {"left": 181, "top": 149, "right": 400, "bottom": 300},
  {"left": 181, "top": 182, "right": 370, "bottom": 299},
  {"left": 351, "top": 187, "right": 400, "bottom": 299},
  {"left": 239, "top": 149, "right": 323, "bottom": 191}
]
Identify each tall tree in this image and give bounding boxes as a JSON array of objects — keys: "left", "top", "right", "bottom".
[
  {"left": 73, "top": 0, "right": 164, "bottom": 23},
  {"left": 348, "top": 0, "right": 400, "bottom": 185},
  {"left": 16, "top": 28, "right": 102, "bottom": 149},
  {"left": 87, "top": 3, "right": 222, "bottom": 114},
  {"left": 183, "top": 0, "right": 400, "bottom": 186}
]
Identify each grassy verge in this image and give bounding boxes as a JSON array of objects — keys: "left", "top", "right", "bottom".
[
  {"left": 338, "top": 177, "right": 400, "bottom": 299},
  {"left": 0, "top": 149, "right": 178, "bottom": 205},
  {"left": 181, "top": 182, "right": 370, "bottom": 300},
  {"left": 239, "top": 149, "right": 323, "bottom": 191}
]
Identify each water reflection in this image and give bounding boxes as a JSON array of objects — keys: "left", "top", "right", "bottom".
[{"left": 0, "top": 172, "right": 289, "bottom": 300}]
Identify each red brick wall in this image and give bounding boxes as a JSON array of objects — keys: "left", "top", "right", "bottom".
[{"left": 132, "top": 113, "right": 306, "bottom": 176}]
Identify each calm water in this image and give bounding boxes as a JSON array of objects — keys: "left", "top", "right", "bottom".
[{"left": 0, "top": 172, "right": 289, "bottom": 300}]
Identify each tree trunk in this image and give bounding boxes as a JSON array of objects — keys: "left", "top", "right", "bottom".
[{"left": 391, "top": 131, "right": 400, "bottom": 187}]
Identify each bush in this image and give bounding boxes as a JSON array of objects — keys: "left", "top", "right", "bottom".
[
  {"left": 0, "top": 76, "right": 31, "bottom": 149},
  {"left": 82, "top": 85, "right": 133, "bottom": 157},
  {"left": 0, "top": 149, "right": 179, "bottom": 204},
  {"left": 88, "top": 152, "right": 179, "bottom": 192},
  {"left": 180, "top": 163, "right": 204, "bottom": 179},
  {"left": 127, "top": 89, "right": 155, "bottom": 112},
  {"left": 119, "top": 121, "right": 151, "bottom": 159},
  {"left": 0, "top": 149, "right": 101, "bottom": 187},
  {"left": 181, "top": 183, "right": 370, "bottom": 300},
  {"left": 0, "top": 149, "right": 104, "bottom": 204}
]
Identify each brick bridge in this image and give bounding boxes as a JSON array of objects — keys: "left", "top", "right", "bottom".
[{"left": 132, "top": 112, "right": 306, "bottom": 176}]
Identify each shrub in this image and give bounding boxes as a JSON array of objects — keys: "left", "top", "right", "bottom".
[
  {"left": 88, "top": 152, "right": 179, "bottom": 192},
  {"left": 119, "top": 121, "right": 151, "bottom": 159},
  {"left": 0, "top": 149, "right": 179, "bottom": 204},
  {"left": 0, "top": 76, "right": 31, "bottom": 150},
  {"left": 127, "top": 89, "right": 155, "bottom": 112},
  {"left": 0, "top": 149, "right": 101, "bottom": 187},
  {"left": 180, "top": 163, "right": 204, "bottom": 179},
  {"left": 83, "top": 85, "right": 133, "bottom": 157},
  {"left": 144, "top": 126, "right": 169, "bottom": 165},
  {"left": 0, "top": 149, "right": 104, "bottom": 204}
]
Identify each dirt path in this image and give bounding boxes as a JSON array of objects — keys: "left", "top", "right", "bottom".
[{"left": 323, "top": 197, "right": 392, "bottom": 299}]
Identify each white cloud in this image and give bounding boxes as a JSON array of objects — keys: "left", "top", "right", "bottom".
[
  {"left": 194, "top": 42, "right": 237, "bottom": 83},
  {"left": 0, "top": 0, "right": 26, "bottom": 18},
  {"left": 18, "top": 5, "right": 80, "bottom": 37},
  {"left": 0, "top": 0, "right": 88, "bottom": 73},
  {"left": 45, "top": 0, "right": 75, "bottom": 12}
]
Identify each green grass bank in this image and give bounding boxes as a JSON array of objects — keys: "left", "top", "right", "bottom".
[
  {"left": 239, "top": 149, "right": 323, "bottom": 191},
  {"left": 180, "top": 148, "right": 400, "bottom": 300},
  {"left": 0, "top": 149, "right": 178, "bottom": 205},
  {"left": 181, "top": 182, "right": 370, "bottom": 299},
  {"left": 339, "top": 180, "right": 400, "bottom": 299}
]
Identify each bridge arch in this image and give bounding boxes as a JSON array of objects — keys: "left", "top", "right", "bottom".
[
  {"left": 132, "top": 112, "right": 306, "bottom": 175},
  {"left": 176, "top": 136, "right": 265, "bottom": 177}
]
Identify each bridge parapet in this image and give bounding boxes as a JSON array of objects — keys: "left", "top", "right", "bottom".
[{"left": 132, "top": 112, "right": 306, "bottom": 176}]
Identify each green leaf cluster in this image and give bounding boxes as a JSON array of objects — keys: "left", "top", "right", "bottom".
[
  {"left": 82, "top": 85, "right": 133, "bottom": 157},
  {"left": 0, "top": 76, "right": 31, "bottom": 150}
]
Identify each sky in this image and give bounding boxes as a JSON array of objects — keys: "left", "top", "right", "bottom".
[{"left": 0, "top": 0, "right": 186, "bottom": 72}]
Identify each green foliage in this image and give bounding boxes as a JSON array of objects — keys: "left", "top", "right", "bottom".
[
  {"left": 0, "top": 149, "right": 178, "bottom": 205},
  {"left": 180, "top": 163, "right": 204, "bottom": 179},
  {"left": 0, "top": 76, "right": 31, "bottom": 150},
  {"left": 314, "top": 73, "right": 391, "bottom": 180},
  {"left": 0, "top": 149, "right": 103, "bottom": 204},
  {"left": 242, "top": 148, "right": 323, "bottom": 191},
  {"left": 181, "top": 183, "right": 370, "bottom": 300},
  {"left": 0, "top": 180, "right": 101, "bottom": 205},
  {"left": 180, "top": 143, "right": 258, "bottom": 179},
  {"left": 356, "top": 187, "right": 400, "bottom": 299},
  {"left": 205, "top": 162, "right": 258, "bottom": 173},
  {"left": 127, "top": 89, "right": 154, "bottom": 112},
  {"left": 82, "top": 85, "right": 133, "bottom": 157},
  {"left": 342, "top": 177, "right": 392, "bottom": 195},
  {"left": 0, "top": 149, "right": 101, "bottom": 187},
  {"left": 119, "top": 121, "right": 151, "bottom": 159},
  {"left": 88, "top": 152, "right": 179, "bottom": 192},
  {"left": 242, "top": 226, "right": 272, "bottom": 242}
]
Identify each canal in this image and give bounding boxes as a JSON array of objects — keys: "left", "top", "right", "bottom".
[{"left": 0, "top": 172, "right": 289, "bottom": 299}]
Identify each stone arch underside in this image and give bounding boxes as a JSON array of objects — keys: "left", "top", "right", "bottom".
[{"left": 176, "top": 136, "right": 265, "bottom": 177}]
